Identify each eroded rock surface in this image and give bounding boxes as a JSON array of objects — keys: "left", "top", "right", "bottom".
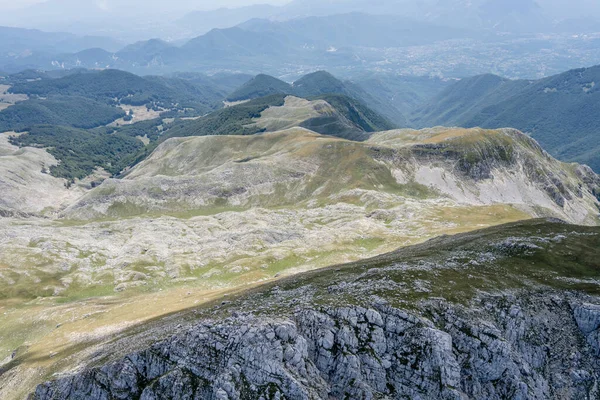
[{"left": 32, "top": 292, "right": 600, "bottom": 400}]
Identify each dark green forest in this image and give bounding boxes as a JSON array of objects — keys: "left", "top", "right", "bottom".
[
  {"left": 0, "top": 96, "right": 125, "bottom": 131},
  {"left": 9, "top": 69, "right": 223, "bottom": 115}
]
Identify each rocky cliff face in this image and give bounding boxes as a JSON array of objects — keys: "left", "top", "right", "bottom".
[{"left": 32, "top": 292, "right": 600, "bottom": 400}]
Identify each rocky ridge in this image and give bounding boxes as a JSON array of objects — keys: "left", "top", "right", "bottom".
[
  {"left": 31, "top": 219, "right": 600, "bottom": 399},
  {"left": 32, "top": 295, "right": 600, "bottom": 400}
]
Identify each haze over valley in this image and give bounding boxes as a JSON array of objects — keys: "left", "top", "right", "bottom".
[{"left": 0, "top": 1, "right": 600, "bottom": 399}]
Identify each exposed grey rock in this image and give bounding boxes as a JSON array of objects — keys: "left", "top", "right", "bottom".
[
  {"left": 573, "top": 303, "right": 600, "bottom": 356},
  {"left": 32, "top": 292, "right": 600, "bottom": 400}
]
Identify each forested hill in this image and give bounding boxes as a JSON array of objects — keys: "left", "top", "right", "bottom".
[
  {"left": 8, "top": 69, "right": 225, "bottom": 114},
  {"left": 0, "top": 96, "right": 125, "bottom": 132},
  {"left": 226, "top": 70, "right": 408, "bottom": 126}
]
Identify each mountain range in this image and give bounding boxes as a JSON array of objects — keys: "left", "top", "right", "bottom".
[
  {"left": 3, "top": 0, "right": 600, "bottom": 42},
  {"left": 5, "top": 64, "right": 600, "bottom": 175},
  {"left": 2, "top": 113, "right": 599, "bottom": 396},
  {"left": 227, "top": 71, "right": 410, "bottom": 126},
  {"left": 1, "top": 9, "right": 600, "bottom": 79}
]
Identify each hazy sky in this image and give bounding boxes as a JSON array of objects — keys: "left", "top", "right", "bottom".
[
  {"left": 0, "top": 0, "right": 39, "bottom": 9},
  {"left": 0, "top": 0, "right": 290, "bottom": 11}
]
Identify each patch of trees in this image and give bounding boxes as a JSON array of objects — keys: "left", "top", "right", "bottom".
[
  {"left": 10, "top": 125, "right": 144, "bottom": 181},
  {"left": 161, "top": 94, "right": 286, "bottom": 140}
]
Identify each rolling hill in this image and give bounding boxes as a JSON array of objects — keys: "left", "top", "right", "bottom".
[
  {"left": 412, "top": 65, "right": 600, "bottom": 172},
  {"left": 64, "top": 126, "right": 600, "bottom": 224},
  {"left": 226, "top": 74, "right": 292, "bottom": 101}
]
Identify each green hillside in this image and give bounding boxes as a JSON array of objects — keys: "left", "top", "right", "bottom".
[
  {"left": 310, "top": 94, "right": 395, "bottom": 133},
  {"left": 411, "top": 74, "right": 532, "bottom": 127},
  {"left": 8, "top": 69, "right": 223, "bottom": 115},
  {"left": 0, "top": 96, "right": 125, "bottom": 131},
  {"left": 412, "top": 66, "right": 600, "bottom": 172}
]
